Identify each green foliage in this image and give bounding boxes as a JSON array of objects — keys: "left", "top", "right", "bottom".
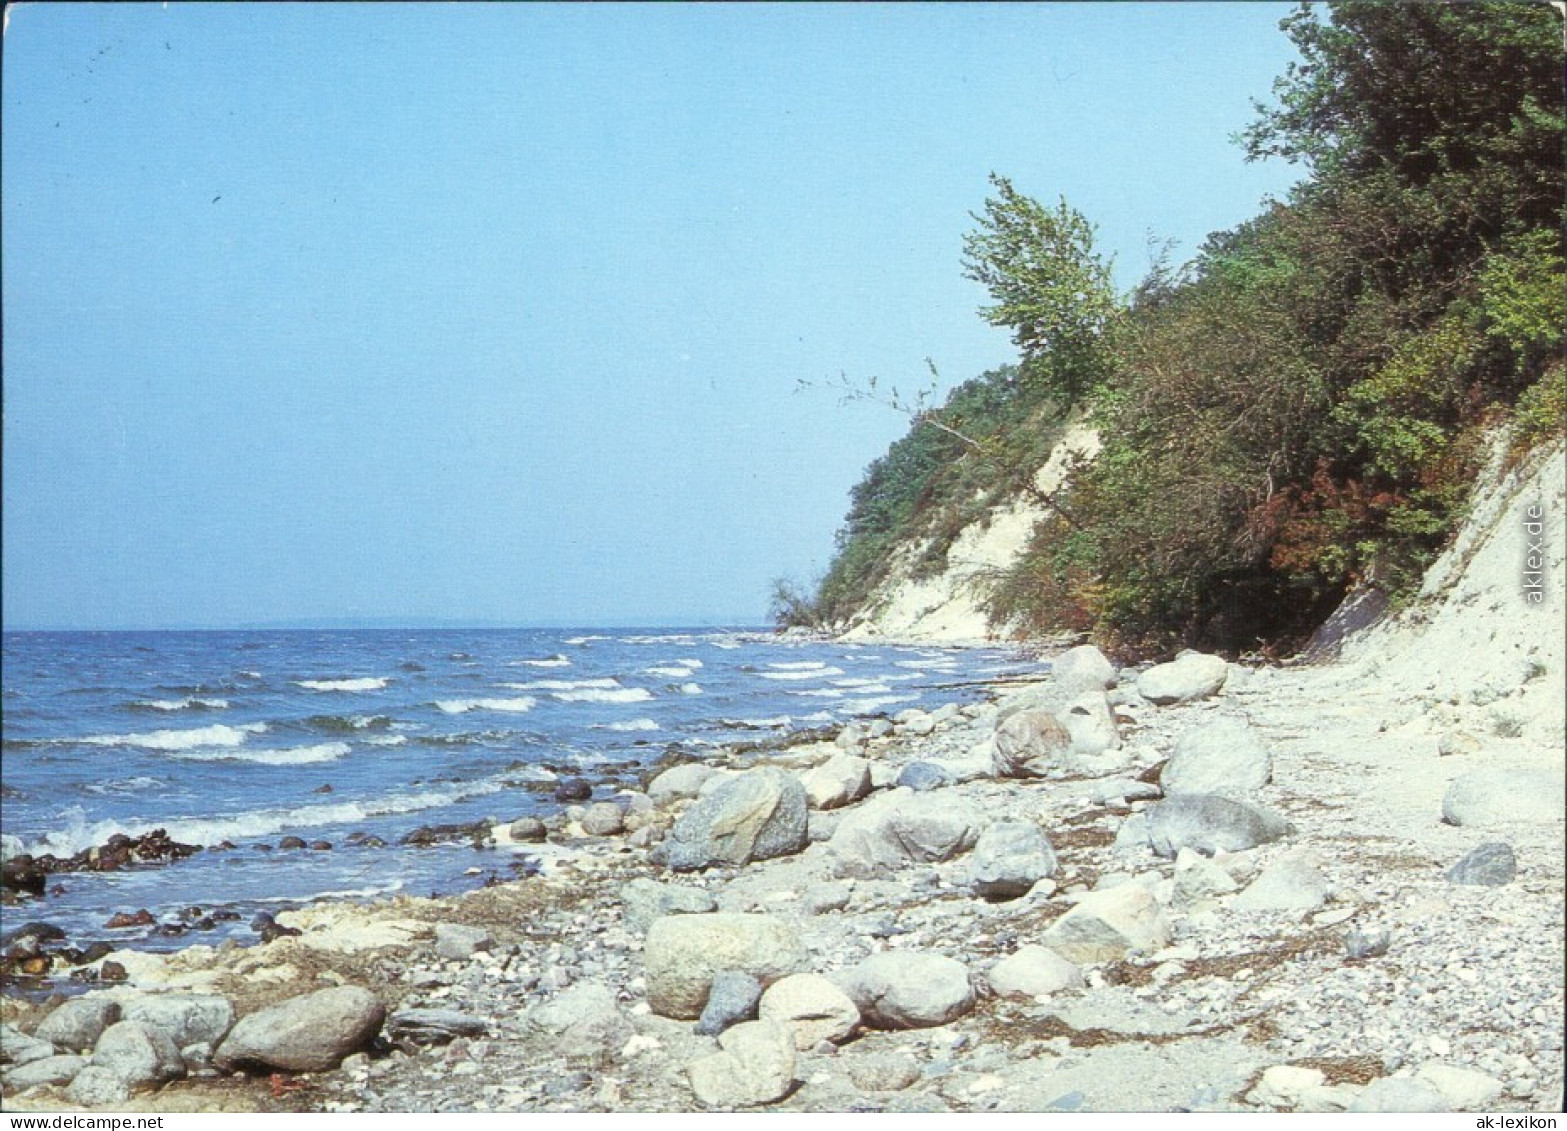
[
  {"left": 1510, "top": 361, "right": 1567, "bottom": 457},
  {"left": 961, "top": 175, "right": 1118, "bottom": 407},
  {"left": 768, "top": 577, "right": 824, "bottom": 631},
  {"left": 1479, "top": 229, "right": 1567, "bottom": 360}
]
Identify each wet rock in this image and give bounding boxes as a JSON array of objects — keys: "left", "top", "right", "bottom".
[
  {"left": 839, "top": 951, "right": 975, "bottom": 1030},
  {"left": 387, "top": 1008, "right": 489, "bottom": 1047},
  {"left": 695, "top": 971, "right": 763, "bottom": 1037},
  {"left": 1040, "top": 883, "right": 1170, "bottom": 963},
  {"left": 644, "top": 913, "right": 806, "bottom": 1020},
  {"left": 826, "top": 789, "right": 984, "bottom": 879},
  {"left": 986, "top": 946, "right": 1084, "bottom": 999},
  {"left": 34, "top": 996, "right": 122, "bottom": 1053},
  {"left": 687, "top": 1019, "right": 797, "bottom": 1108},
  {"left": 434, "top": 922, "right": 492, "bottom": 960},
  {"left": 1136, "top": 653, "right": 1228, "bottom": 705},
  {"left": 121, "top": 993, "right": 235, "bottom": 1049},
  {"left": 554, "top": 779, "right": 594, "bottom": 803},
  {"left": 1446, "top": 842, "right": 1517, "bottom": 886},
  {"left": 970, "top": 821, "right": 1057, "bottom": 901},
  {"left": 1441, "top": 768, "right": 1565, "bottom": 827},
  {"left": 213, "top": 985, "right": 385, "bottom": 1073},
  {"left": 1141, "top": 794, "right": 1293, "bottom": 857},
  {"left": 758, "top": 972, "right": 860, "bottom": 1049},
  {"left": 799, "top": 754, "right": 873, "bottom": 810},
  {"left": 1, "top": 856, "right": 48, "bottom": 896},
  {"left": 99, "top": 961, "right": 127, "bottom": 983},
  {"left": 621, "top": 878, "right": 719, "bottom": 935},
  {"left": 1, "top": 921, "right": 66, "bottom": 948},
  {"left": 278, "top": 836, "right": 307, "bottom": 851},
  {"left": 663, "top": 767, "right": 808, "bottom": 872},
  {"left": 895, "top": 762, "right": 951, "bottom": 792},
  {"left": 2, "top": 1052, "right": 86, "bottom": 1091},
  {"left": 103, "top": 910, "right": 156, "bottom": 931},
  {"left": 90, "top": 1020, "right": 186, "bottom": 1090},
  {"left": 401, "top": 819, "right": 493, "bottom": 847},
  {"left": 526, "top": 982, "right": 632, "bottom": 1067},
  {"left": 1161, "top": 720, "right": 1272, "bottom": 798},
  {"left": 309, "top": 840, "right": 332, "bottom": 851}
]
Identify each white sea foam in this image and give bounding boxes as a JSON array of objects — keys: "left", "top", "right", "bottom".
[
  {"left": 82, "top": 776, "right": 164, "bottom": 795},
  {"left": 435, "top": 697, "right": 538, "bottom": 714},
  {"left": 295, "top": 677, "right": 389, "bottom": 692},
  {"left": 760, "top": 667, "right": 845, "bottom": 681},
  {"left": 551, "top": 687, "right": 654, "bottom": 704},
  {"left": 595, "top": 718, "right": 660, "bottom": 732},
  {"left": 363, "top": 734, "right": 408, "bottom": 747},
  {"left": 500, "top": 678, "right": 621, "bottom": 692},
  {"left": 135, "top": 697, "right": 230, "bottom": 712},
  {"left": 565, "top": 635, "right": 611, "bottom": 646},
  {"left": 831, "top": 678, "right": 895, "bottom": 691},
  {"left": 82, "top": 723, "right": 268, "bottom": 751},
  {"left": 793, "top": 688, "right": 848, "bottom": 699},
  {"left": 722, "top": 716, "right": 792, "bottom": 729},
  {"left": 675, "top": 683, "right": 703, "bottom": 695},
  {"left": 644, "top": 666, "right": 695, "bottom": 679},
  {"left": 841, "top": 693, "right": 919, "bottom": 715},
  {"left": 169, "top": 741, "right": 351, "bottom": 766},
  {"left": 767, "top": 661, "right": 831, "bottom": 670},
  {"left": 509, "top": 655, "right": 572, "bottom": 668}
]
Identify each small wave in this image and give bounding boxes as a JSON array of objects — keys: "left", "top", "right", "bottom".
[
  {"left": 169, "top": 741, "right": 351, "bottom": 766},
  {"left": 128, "top": 697, "right": 230, "bottom": 713},
  {"left": 435, "top": 697, "right": 538, "bottom": 714},
  {"left": 674, "top": 682, "right": 703, "bottom": 695},
  {"left": 551, "top": 687, "right": 653, "bottom": 704},
  {"left": 565, "top": 635, "right": 611, "bottom": 646},
  {"left": 363, "top": 734, "right": 408, "bottom": 747},
  {"left": 792, "top": 688, "right": 847, "bottom": 699},
  {"left": 760, "top": 667, "right": 845, "bottom": 681},
  {"left": 509, "top": 655, "right": 571, "bottom": 668},
  {"left": 500, "top": 678, "right": 620, "bottom": 692},
  {"left": 81, "top": 723, "right": 268, "bottom": 751},
  {"left": 644, "top": 666, "right": 695, "bottom": 679},
  {"left": 595, "top": 718, "right": 660, "bottom": 732},
  {"left": 81, "top": 776, "right": 164, "bottom": 796},
  {"left": 841, "top": 693, "right": 918, "bottom": 715},
  {"left": 295, "top": 677, "right": 389, "bottom": 692},
  {"left": 718, "top": 716, "right": 792, "bottom": 730},
  {"left": 767, "top": 661, "right": 831, "bottom": 670}
]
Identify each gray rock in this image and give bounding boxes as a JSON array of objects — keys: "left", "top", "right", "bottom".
[
  {"left": 1051, "top": 645, "right": 1117, "bottom": 689},
  {"left": 687, "top": 1020, "right": 797, "bottom": 1108},
  {"left": 807, "top": 810, "right": 841, "bottom": 843},
  {"left": 1141, "top": 794, "right": 1293, "bottom": 857},
  {"left": 1, "top": 1024, "right": 57, "bottom": 1067},
  {"left": 970, "top": 821, "right": 1057, "bottom": 901},
  {"left": 895, "top": 761, "right": 952, "bottom": 792},
  {"left": 836, "top": 723, "right": 867, "bottom": 750},
  {"left": 66, "top": 1064, "right": 132, "bottom": 1107},
  {"left": 898, "top": 710, "right": 936, "bottom": 737},
  {"left": 1345, "top": 925, "right": 1391, "bottom": 959},
  {"left": 508, "top": 816, "right": 548, "bottom": 843},
  {"left": 839, "top": 951, "right": 975, "bottom": 1029},
  {"left": 1054, "top": 687, "right": 1121, "bottom": 756},
  {"left": 621, "top": 877, "right": 719, "bottom": 935},
  {"left": 647, "top": 762, "right": 719, "bottom": 805},
  {"left": 1348, "top": 1076, "right": 1449, "bottom": 1113},
  {"left": 1232, "top": 849, "right": 1332, "bottom": 911},
  {"left": 121, "top": 993, "right": 235, "bottom": 1049},
  {"left": 865, "top": 719, "right": 895, "bottom": 740},
  {"left": 695, "top": 971, "right": 763, "bottom": 1037},
  {"left": 803, "top": 881, "right": 852, "bottom": 914},
  {"left": 1415, "top": 1063, "right": 1505, "bottom": 1109},
  {"left": 90, "top": 1021, "right": 186, "bottom": 1090},
  {"left": 986, "top": 946, "right": 1084, "bottom": 999},
  {"left": 34, "top": 996, "right": 121, "bottom": 1053},
  {"left": 387, "top": 1008, "right": 489, "bottom": 1046},
  {"left": 644, "top": 913, "right": 806, "bottom": 1020},
  {"left": 213, "top": 985, "right": 385, "bottom": 1073},
  {"left": 1442, "top": 768, "right": 1566, "bottom": 827},
  {"left": 3, "top": 1053, "right": 86, "bottom": 1091},
  {"left": 1136, "top": 653, "right": 1228, "bottom": 704},
  {"left": 992, "top": 710, "right": 1073, "bottom": 778},
  {"left": 579, "top": 801, "right": 625, "bottom": 836},
  {"left": 847, "top": 1050, "right": 922, "bottom": 1092},
  {"left": 1446, "top": 841, "right": 1517, "bottom": 886},
  {"left": 1090, "top": 778, "right": 1162, "bottom": 805},
  {"left": 826, "top": 789, "right": 984, "bottom": 879},
  {"left": 1247, "top": 1064, "right": 1326, "bottom": 1109},
  {"left": 663, "top": 767, "right": 809, "bottom": 871},
  {"left": 434, "top": 922, "right": 492, "bottom": 960},
  {"left": 758, "top": 973, "right": 860, "bottom": 1049},
  {"left": 527, "top": 982, "right": 632, "bottom": 1066},
  {"left": 1170, "top": 851, "right": 1240, "bottom": 906},
  {"left": 1161, "top": 720, "right": 1272, "bottom": 798},
  {"left": 1040, "top": 883, "right": 1170, "bottom": 963},
  {"left": 799, "top": 754, "right": 873, "bottom": 810}
]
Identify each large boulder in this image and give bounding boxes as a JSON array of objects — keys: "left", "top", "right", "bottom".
[
  {"left": 826, "top": 789, "right": 984, "bottom": 879},
  {"left": 33, "top": 996, "right": 121, "bottom": 1053},
  {"left": 1232, "top": 849, "right": 1332, "bottom": 911},
  {"left": 1141, "top": 794, "right": 1293, "bottom": 857},
  {"left": 3, "top": 1053, "right": 86, "bottom": 1091},
  {"left": 525, "top": 982, "right": 632, "bottom": 1066},
  {"left": 1441, "top": 768, "right": 1565, "bottom": 828},
  {"left": 991, "top": 711, "right": 1074, "bottom": 778},
  {"left": 1161, "top": 720, "right": 1271, "bottom": 798},
  {"left": 1051, "top": 645, "right": 1117, "bottom": 690},
  {"left": 663, "top": 768, "right": 808, "bottom": 871},
  {"left": 986, "top": 946, "right": 1084, "bottom": 999},
  {"left": 213, "top": 986, "right": 385, "bottom": 1073},
  {"left": 644, "top": 914, "right": 806, "bottom": 1020},
  {"left": 121, "top": 993, "right": 235, "bottom": 1049},
  {"left": 799, "top": 755, "right": 873, "bottom": 811},
  {"left": 1055, "top": 687, "right": 1121, "bottom": 756},
  {"left": 89, "top": 1021, "right": 186, "bottom": 1091},
  {"left": 66, "top": 1065, "right": 132, "bottom": 1107},
  {"left": 837, "top": 951, "right": 975, "bottom": 1030},
  {"left": 687, "top": 1020, "right": 797, "bottom": 1108},
  {"left": 758, "top": 973, "right": 860, "bottom": 1049},
  {"left": 970, "top": 821, "right": 1057, "bottom": 901},
  {"left": 647, "top": 762, "right": 719, "bottom": 805},
  {"left": 1040, "top": 883, "right": 1170, "bottom": 963},
  {"left": 1136, "top": 653, "right": 1228, "bottom": 705}
]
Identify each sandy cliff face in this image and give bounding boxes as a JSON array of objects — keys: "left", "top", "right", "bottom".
[{"left": 839, "top": 424, "right": 1100, "bottom": 644}]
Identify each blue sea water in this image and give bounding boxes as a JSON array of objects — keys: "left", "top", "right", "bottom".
[{"left": 1, "top": 628, "right": 1045, "bottom": 952}]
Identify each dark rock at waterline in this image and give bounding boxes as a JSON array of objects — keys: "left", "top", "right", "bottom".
[
  {"left": 554, "top": 779, "right": 594, "bottom": 803},
  {"left": 105, "top": 910, "right": 156, "bottom": 930},
  {"left": 279, "top": 836, "right": 307, "bottom": 851},
  {"left": 402, "top": 819, "right": 495, "bottom": 847},
  {"left": 15, "top": 830, "right": 204, "bottom": 887},
  {"left": 359, "top": 835, "right": 387, "bottom": 848},
  {"left": 260, "top": 923, "right": 303, "bottom": 943},
  {"left": 0, "top": 920, "right": 66, "bottom": 948},
  {"left": 2, "top": 856, "right": 48, "bottom": 896},
  {"left": 100, "top": 960, "right": 128, "bottom": 982},
  {"left": 314, "top": 784, "right": 335, "bottom": 794}
]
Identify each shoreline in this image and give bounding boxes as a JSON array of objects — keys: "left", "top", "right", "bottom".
[{"left": 3, "top": 638, "right": 1561, "bottom": 1114}]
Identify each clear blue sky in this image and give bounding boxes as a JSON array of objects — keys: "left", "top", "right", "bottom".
[{"left": 2, "top": 2, "right": 1303, "bottom": 630}]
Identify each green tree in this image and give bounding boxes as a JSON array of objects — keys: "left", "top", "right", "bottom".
[{"left": 961, "top": 175, "right": 1118, "bottom": 408}]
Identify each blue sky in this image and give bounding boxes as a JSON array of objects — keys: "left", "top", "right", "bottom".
[{"left": 2, "top": 2, "right": 1304, "bottom": 629}]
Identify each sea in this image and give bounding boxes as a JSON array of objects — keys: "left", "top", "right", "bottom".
[{"left": 1, "top": 628, "right": 1047, "bottom": 954}]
